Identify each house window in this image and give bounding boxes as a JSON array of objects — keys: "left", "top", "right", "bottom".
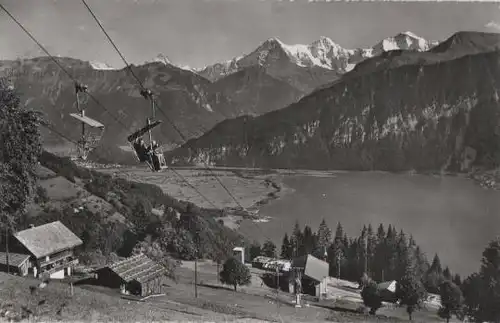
[{"left": 45, "top": 256, "right": 50, "bottom": 262}]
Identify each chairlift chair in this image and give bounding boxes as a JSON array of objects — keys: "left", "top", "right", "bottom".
[
  {"left": 69, "top": 82, "right": 105, "bottom": 161},
  {"left": 127, "top": 88, "right": 168, "bottom": 172}
]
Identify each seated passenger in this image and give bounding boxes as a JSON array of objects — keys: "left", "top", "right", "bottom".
[{"left": 135, "top": 138, "right": 149, "bottom": 162}]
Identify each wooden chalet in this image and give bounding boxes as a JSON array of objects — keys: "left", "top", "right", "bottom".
[
  {"left": 290, "top": 254, "right": 329, "bottom": 299},
  {"left": 5, "top": 221, "right": 83, "bottom": 279},
  {"left": 94, "top": 253, "right": 165, "bottom": 297}
]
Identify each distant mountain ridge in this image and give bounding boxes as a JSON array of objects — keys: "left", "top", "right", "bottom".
[
  {"left": 167, "top": 31, "right": 500, "bottom": 173},
  {"left": 196, "top": 31, "right": 438, "bottom": 92}
]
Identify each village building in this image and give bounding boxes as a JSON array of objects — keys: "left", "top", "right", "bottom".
[
  {"left": 0, "top": 252, "right": 31, "bottom": 276},
  {"left": 0, "top": 221, "right": 82, "bottom": 279},
  {"left": 232, "top": 247, "right": 245, "bottom": 264},
  {"left": 94, "top": 253, "right": 165, "bottom": 297},
  {"left": 289, "top": 254, "right": 329, "bottom": 299},
  {"left": 377, "top": 280, "right": 398, "bottom": 303},
  {"left": 251, "top": 256, "right": 273, "bottom": 269}
]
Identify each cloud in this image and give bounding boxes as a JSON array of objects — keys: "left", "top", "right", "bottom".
[{"left": 485, "top": 21, "right": 500, "bottom": 31}]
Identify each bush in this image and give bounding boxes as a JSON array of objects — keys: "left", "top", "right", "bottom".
[
  {"left": 219, "top": 257, "right": 252, "bottom": 291},
  {"left": 361, "top": 280, "right": 383, "bottom": 315}
]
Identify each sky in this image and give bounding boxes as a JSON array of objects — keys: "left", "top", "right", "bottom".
[{"left": 1, "top": 0, "right": 500, "bottom": 69}]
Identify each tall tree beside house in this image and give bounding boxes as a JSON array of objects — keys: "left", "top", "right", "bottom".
[
  {"left": 424, "top": 254, "right": 445, "bottom": 294},
  {"left": 249, "top": 241, "right": 262, "bottom": 261},
  {"left": 385, "top": 225, "right": 398, "bottom": 281},
  {"left": 443, "top": 267, "right": 452, "bottom": 281},
  {"left": 438, "top": 280, "right": 464, "bottom": 323},
  {"left": 316, "top": 219, "right": 332, "bottom": 251},
  {"left": 372, "top": 224, "right": 387, "bottom": 282},
  {"left": 396, "top": 265, "right": 428, "bottom": 321},
  {"left": 0, "top": 79, "right": 43, "bottom": 271},
  {"left": 261, "top": 239, "right": 277, "bottom": 258},
  {"left": 475, "top": 238, "right": 500, "bottom": 322},
  {"left": 302, "top": 225, "right": 316, "bottom": 255},
  {"left": 328, "top": 222, "right": 347, "bottom": 278},
  {"left": 219, "top": 257, "right": 251, "bottom": 291},
  {"left": 366, "top": 224, "right": 377, "bottom": 277},
  {"left": 280, "top": 233, "right": 293, "bottom": 259},
  {"left": 452, "top": 274, "right": 462, "bottom": 286},
  {"left": 290, "top": 220, "right": 303, "bottom": 257}
]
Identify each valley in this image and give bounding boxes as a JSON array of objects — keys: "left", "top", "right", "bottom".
[{"left": 2, "top": 0, "right": 500, "bottom": 318}]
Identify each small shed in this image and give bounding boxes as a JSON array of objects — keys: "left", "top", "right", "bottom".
[
  {"left": 95, "top": 253, "right": 165, "bottom": 297},
  {"left": 291, "top": 254, "right": 329, "bottom": 298},
  {"left": 378, "top": 280, "right": 398, "bottom": 303},
  {"left": 0, "top": 252, "right": 30, "bottom": 276}
]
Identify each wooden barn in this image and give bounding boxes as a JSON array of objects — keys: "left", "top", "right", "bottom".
[
  {"left": 1, "top": 221, "right": 82, "bottom": 279},
  {"left": 94, "top": 253, "right": 165, "bottom": 297},
  {"left": 0, "top": 252, "right": 30, "bottom": 276},
  {"left": 290, "top": 254, "right": 329, "bottom": 299}
]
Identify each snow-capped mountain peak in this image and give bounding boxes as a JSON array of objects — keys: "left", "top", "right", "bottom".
[
  {"left": 196, "top": 31, "right": 439, "bottom": 81},
  {"left": 89, "top": 61, "right": 117, "bottom": 70}
]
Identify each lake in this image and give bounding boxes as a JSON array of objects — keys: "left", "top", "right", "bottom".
[{"left": 238, "top": 171, "right": 500, "bottom": 276}]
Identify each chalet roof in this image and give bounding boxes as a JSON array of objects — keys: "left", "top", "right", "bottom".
[
  {"left": 291, "top": 254, "right": 329, "bottom": 282},
  {"left": 378, "top": 280, "right": 397, "bottom": 292},
  {"left": 0, "top": 252, "right": 30, "bottom": 267},
  {"left": 106, "top": 253, "right": 165, "bottom": 284},
  {"left": 14, "top": 221, "right": 83, "bottom": 258}
]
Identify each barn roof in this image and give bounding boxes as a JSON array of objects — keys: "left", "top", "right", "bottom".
[
  {"left": 14, "top": 221, "right": 83, "bottom": 258},
  {"left": 0, "top": 252, "right": 30, "bottom": 267},
  {"left": 378, "top": 280, "right": 397, "bottom": 292},
  {"left": 292, "top": 254, "right": 329, "bottom": 282},
  {"left": 106, "top": 253, "right": 165, "bottom": 284}
]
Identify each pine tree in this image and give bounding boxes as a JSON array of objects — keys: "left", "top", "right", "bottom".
[
  {"left": 443, "top": 267, "right": 452, "bottom": 281},
  {"left": 291, "top": 220, "right": 303, "bottom": 257},
  {"left": 327, "top": 222, "right": 346, "bottom": 278},
  {"left": 413, "top": 246, "right": 430, "bottom": 280},
  {"left": 424, "top": 254, "right": 444, "bottom": 294},
  {"left": 249, "top": 241, "right": 261, "bottom": 261},
  {"left": 302, "top": 225, "right": 315, "bottom": 255},
  {"left": 385, "top": 225, "right": 398, "bottom": 280},
  {"left": 396, "top": 265, "right": 427, "bottom": 321},
  {"left": 366, "top": 224, "right": 377, "bottom": 276},
  {"left": 438, "top": 280, "right": 464, "bottom": 323},
  {"left": 280, "top": 233, "right": 293, "bottom": 259},
  {"left": 373, "top": 224, "right": 388, "bottom": 282},
  {"left": 452, "top": 274, "right": 462, "bottom": 286},
  {"left": 262, "top": 240, "right": 277, "bottom": 258},
  {"left": 477, "top": 238, "right": 500, "bottom": 322},
  {"left": 316, "top": 219, "right": 332, "bottom": 250},
  {"left": 358, "top": 225, "right": 368, "bottom": 277},
  {"left": 430, "top": 254, "right": 443, "bottom": 274}
]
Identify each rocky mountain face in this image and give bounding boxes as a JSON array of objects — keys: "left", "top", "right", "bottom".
[
  {"left": 0, "top": 57, "right": 235, "bottom": 159},
  {"left": 207, "top": 65, "right": 303, "bottom": 116},
  {"left": 168, "top": 32, "right": 500, "bottom": 173},
  {"left": 196, "top": 32, "right": 437, "bottom": 93}
]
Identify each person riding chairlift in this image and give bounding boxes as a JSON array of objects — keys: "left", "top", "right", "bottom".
[
  {"left": 148, "top": 140, "right": 166, "bottom": 171},
  {"left": 133, "top": 138, "right": 149, "bottom": 162}
]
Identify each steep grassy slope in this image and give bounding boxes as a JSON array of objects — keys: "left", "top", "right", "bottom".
[
  {"left": 167, "top": 34, "right": 500, "bottom": 172},
  {"left": 25, "top": 151, "right": 246, "bottom": 264}
]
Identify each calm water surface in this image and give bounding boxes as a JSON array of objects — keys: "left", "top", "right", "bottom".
[{"left": 239, "top": 172, "right": 500, "bottom": 276}]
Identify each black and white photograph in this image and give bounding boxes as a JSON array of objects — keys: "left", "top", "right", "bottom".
[{"left": 1, "top": 0, "right": 500, "bottom": 321}]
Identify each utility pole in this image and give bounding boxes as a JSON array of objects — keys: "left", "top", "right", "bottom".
[
  {"left": 194, "top": 257, "right": 198, "bottom": 298},
  {"left": 5, "top": 226, "right": 9, "bottom": 275},
  {"left": 364, "top": 235, "right": 368, "bottom": 275},
  {"left": 337, "top": 253, "right": 341, "bottom": 279}
]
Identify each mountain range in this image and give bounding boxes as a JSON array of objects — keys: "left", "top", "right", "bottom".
[
  {"left": 167, "top": 31, "right": 500, "bottom": 173},
  {"left": 196, "top": 31, "right": 437, "bottom": 93},
  {"left": 3, "top": 30, "right": 497, "bottom": 171}
]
